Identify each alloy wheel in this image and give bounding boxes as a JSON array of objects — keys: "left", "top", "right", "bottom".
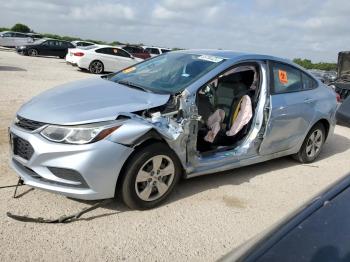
[
  {"left": 29, "top": 49, "right": 38, "bottom": 56},
  {"left": 90, "top": 61, "right": 103, "bottom": 74},
  {"left": 305, "top": 129, "right": 323, "bottom": 158},
  {"left": 135, "top": 155, "right": 175, "bottom": 202}
]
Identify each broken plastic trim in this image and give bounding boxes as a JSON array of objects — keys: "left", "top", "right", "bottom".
[{"left": 7, "top": 199, "right": 114, "bottom": 223}]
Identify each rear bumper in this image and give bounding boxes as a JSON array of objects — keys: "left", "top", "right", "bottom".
[{"left": 9, "top": 124, "right": 134, "bottom": 200}]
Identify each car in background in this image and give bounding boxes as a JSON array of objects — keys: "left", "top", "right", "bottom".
[
  {"left": 220, "top": 173, "right": 350, "bottom": 262},
  {"left": 72, "top": 40, "right": 95, "bottom": 47},
  {"left": 66, "top": 45, "right": 142, "bottom": 73},
  {"left": 144, "top": 46, "right": 171, "bottom": 57},
  {"left": 308, "top": 69, "right": 337, "bottom": 85},
  {"left": 122, "top": 45, "right": 151, "bottom": 60},
  {"left": 0, "top": 31, "right": 35, "bottom": 47},
  {"left": 16, "top": 39, "right": 75, "bottom": 58},
  {"left": 329, "top": 51, "right": 350, "bottom": 101},
  {"left": 336, "top": 96, "right": 350, "bottom": 127}
]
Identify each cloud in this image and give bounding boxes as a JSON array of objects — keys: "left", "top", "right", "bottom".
[{"left": 0, "top": 0, "right": 349, "bottom": 61}]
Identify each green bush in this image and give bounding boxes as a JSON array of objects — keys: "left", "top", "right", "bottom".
[
  {"left": 11, "top": 23, "right": 31, "bottom": 33},
  {"left": 293, "top": 58, "right": 337, "bottom": 71}
]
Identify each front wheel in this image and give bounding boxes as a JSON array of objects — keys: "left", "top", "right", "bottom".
[
  {"left": 89, "top": 60, "right": 104, "bottom": 74},
  {"left": 28, "top": 48, "right": 38, "bottom": 56},
  {"left": 120, "top": 143, "right": 182, "bottom": 210},
  {"left": 293, "top": 123, "right": 325, "bottom": 163}
]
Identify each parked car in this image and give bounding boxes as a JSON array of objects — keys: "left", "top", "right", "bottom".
[
  {"left": 16, "top": 39, "right": 75, "bottom": 58},
  {"left": 0, "top": 31, "right": 34, "bottom": 47},
  {"left": 220, "top": 173, "right": 350, "bottom": 262},
  {"left": 329, "top": 51, "right": 350, "bottom": 101},
  {"left": 144, "top": 46, "right": 171, "bottom": 57},
  {"left": 9, "top": 50, "right": 337, "bottom": 209},
  {"left": 336, "top": 96, "right": 350, "bottom": 127},
  {"left": 71, "top": 40, "right": 95, "bottom": 47},
  {"left": 65, "top": 45, "right": 142, "bottom": 74},
  {"left": 122, "top": 45, "right": 151, "bottom": 60}
]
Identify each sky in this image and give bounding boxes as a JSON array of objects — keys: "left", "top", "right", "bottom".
[{"left": 0, "top": 0, "right": 349, "bottom": 62}]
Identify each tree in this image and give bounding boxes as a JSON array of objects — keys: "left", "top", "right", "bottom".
[{"left": 11, "top": 23, "right": 31, "bottom": 33}]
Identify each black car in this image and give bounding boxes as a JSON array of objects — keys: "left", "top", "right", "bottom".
[
  {"left": 16, "top": 39, "right": 75, "bottom": 59},
  {"left": 336, "top": 96, "right": 350, "bottom": 127},
  {"left": 330, "top": 51, "right": 350, "bottom": 101},
  {"left": 221, "top": 173, "right": 350, "bottom": 262}
]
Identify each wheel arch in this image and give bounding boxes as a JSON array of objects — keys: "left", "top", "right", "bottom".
[
  {"left": 89, "top": 59, "right": 104, "bottom": 73},
  {"left": 114, "top": 130, "right": 185, "bottom": 197}
]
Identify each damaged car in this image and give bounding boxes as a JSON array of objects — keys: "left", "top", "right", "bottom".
[
  {"left": 9, "top": 50, "right": 337, "bottom": 209},
  {"left": 330, "top": 51, "right": 350, "bottom": 101}
]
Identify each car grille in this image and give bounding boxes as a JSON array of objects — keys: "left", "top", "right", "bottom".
[
  {"left": 15, "top": 116, "right": 46, "bottom": 131},
  {"left": 13, "top": 135, "right": 34, "bottom": 160}
]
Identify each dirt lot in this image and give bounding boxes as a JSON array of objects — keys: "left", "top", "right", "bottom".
[{"left": 0, "top": 49, "right": 350, "bottom": 261}]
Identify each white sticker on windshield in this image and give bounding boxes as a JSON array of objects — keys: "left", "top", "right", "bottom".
[{"left": 197, "top": 55, "right": 223, "bottom": 63}]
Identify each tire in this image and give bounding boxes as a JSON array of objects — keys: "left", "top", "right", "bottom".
[
  {"left": 59, "top": 55, "right": 65, "bottom": 59},
  {"left": 89, "top": 60, "right": 104, "bottom": 74},
  {"left": 120, "top": 142, "right": 182, "bottom": 210},
  {"left": 293, "top": 123, "right": 325, "bottom": 163},
  {"left": 28, "top": 48, "right": 38, "bottom": 56}
]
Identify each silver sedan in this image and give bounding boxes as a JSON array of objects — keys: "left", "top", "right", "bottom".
[{"left": 9, "top": 50, "right": 337, "bottom": 209}]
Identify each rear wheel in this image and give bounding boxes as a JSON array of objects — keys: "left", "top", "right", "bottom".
[
  {"left": 28, "top": 48, "right": 38, "bottom": 56},
  {"left": 89, "top": 60, "right": 104, "bottom": 74},
  {"left": 120, "top": 143, "right": 182, "bottom": 210},
  {"left": 293, "top": 123, "right": 325, "bottom": 163}
]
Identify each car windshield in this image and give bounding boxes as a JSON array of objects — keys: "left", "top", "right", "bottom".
[{"left": 105, "top": 52, "right": 225, "bottom": 94}]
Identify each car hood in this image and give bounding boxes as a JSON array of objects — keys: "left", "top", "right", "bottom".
[{"left": 17, "top": 77, "right": 170, "bottom": 125}]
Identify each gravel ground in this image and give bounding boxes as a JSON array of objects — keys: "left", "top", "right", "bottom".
[{"left": 0, "top": 50, "right": 350, "bottom": 262}]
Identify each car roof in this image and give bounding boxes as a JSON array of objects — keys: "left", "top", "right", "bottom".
[{"left": 175, "top": 49, "right": 308, "bottom": 71}]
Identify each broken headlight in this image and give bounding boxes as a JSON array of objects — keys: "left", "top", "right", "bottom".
[{"left": 40, "top": 121, "right": 121, "bottom": 144}]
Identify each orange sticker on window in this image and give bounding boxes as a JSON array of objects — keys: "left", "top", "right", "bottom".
[
  {"left": 278, "top": 70, "right": 288, "bottom": 84},
  {"left": 123, "top": 67, "right": 135, "bottom": 73}
]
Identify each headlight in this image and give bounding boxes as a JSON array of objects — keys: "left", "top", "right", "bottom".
[{"left": 40, "top": 121, "right": 121, "bottom": 144}]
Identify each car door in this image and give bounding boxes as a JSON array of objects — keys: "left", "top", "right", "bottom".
[
  {"left": 259, "top": 61, "right": 317, "bottom": 155},
  {"left": 94, "top": 48, "right": 118, "bottom": 72},
  {"left": 110, "top": 48, "right": 136, "bottom": 70},
  {"left": 14, "top": 33, "right": 30, "bottom": 46},
  {"left": 0, "top": 32, "right": 14, "bottom": 46},
  {"left": 38, "top": 40, "right": 51, "bottom": 55}
]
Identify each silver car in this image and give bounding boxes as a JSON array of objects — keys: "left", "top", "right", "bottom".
[
  {"left": 9, "top": 50, "right": 337, "bottom": 209},
  {"left": 0, "top": 31, "right": 34, "bottom": 47}
]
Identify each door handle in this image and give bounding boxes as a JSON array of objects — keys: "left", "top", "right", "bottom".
[{"left": 304, "top": 98, "right": 314, "bottom": 103}]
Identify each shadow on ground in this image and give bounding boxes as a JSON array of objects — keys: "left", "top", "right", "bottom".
[{"left": 0, "top": 66, "right": 26, "bottom": 71}]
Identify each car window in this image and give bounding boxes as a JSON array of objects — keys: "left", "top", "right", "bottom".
[
  {"left": 302, "top": 72, "right": 318, "bottom": 90},
  {"left": 146, "top": 48, "right": 160, "bottom": 55},
  {"left": 14, "top": 33, "right": 26, "bottom": 38},
  {"left": 112, "top": 48, "right": 130, "bottom": 58},
  {"left": 271, "top": 62, "right": 303, "bottom": 94},
  {"left": 107, "top": 52, "right": 225, "bottom": 94},
  {"left": 161, "top": 49, "right": 171, "bottom": 53},
  {"left": 3, "top": 32, "right": 13, "bottom": 37},
  {"left": 95, "top": 48, "right": 112, "bottom": 54}
]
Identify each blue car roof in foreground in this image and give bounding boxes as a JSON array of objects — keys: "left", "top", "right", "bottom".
[{"left": 177, "top": 49, "right": 295, "bottom": 66}]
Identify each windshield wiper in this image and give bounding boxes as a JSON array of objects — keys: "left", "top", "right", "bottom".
[{"left": 117, "top": 80, "right": 150, "bottom": 93}]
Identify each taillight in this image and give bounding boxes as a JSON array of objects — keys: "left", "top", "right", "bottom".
[
  {"left": 74, "top": 52, "right": 84, "bottom": 57},
  {"left": 336, "top": 93, "right": 341, "bottom": 103}
]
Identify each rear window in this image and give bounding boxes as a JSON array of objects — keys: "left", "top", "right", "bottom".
[
  {"left": 271, "top": 62, "right": 303, "bottom": 94},
  {"left": 146, "top": 48, "right": 160, "bottom": 55}
]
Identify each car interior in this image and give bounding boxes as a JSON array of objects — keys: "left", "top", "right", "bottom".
[{"left": 196, "top": 63, "right": 260, "bottom": 153}]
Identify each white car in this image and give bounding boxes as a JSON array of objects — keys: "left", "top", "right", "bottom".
[
  {"left": 66, "top": 45, "right": 142, "bottom": 74},
  {"left": 0, "top": 31, "right": 34, "bottom": 47},
  {"left": 144, "top": 46, "right": 171, "bottom": 57}
]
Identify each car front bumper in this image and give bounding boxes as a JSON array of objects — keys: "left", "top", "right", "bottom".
[{"left": 9, "top": 124, "right": 134, "bottom": 200}]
